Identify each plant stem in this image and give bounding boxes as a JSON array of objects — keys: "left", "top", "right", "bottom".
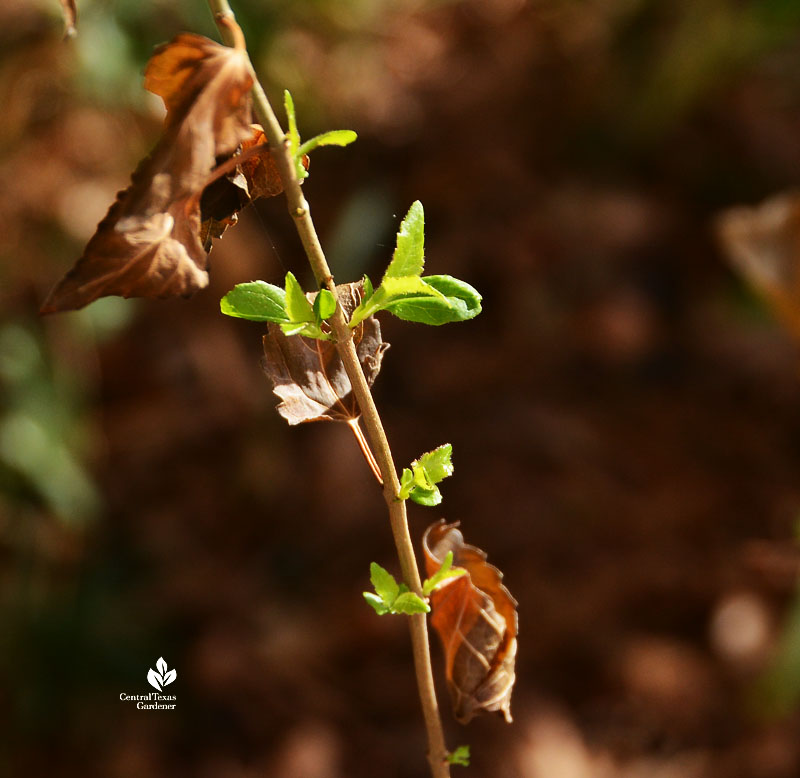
[{"left": 209, "top": 3, "right": 451, "bottom": 775}]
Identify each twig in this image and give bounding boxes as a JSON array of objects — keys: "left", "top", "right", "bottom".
[{"left": 207, "top": 2, "right": 451, "bottom": 775}]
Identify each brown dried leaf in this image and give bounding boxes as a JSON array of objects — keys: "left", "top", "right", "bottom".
[
  {"left": 716, "top": 192, "right": 800, "bottom": 339},
  {"left": 239, "top": 125, "right": 286, "bottom": 200},
  {"left": 423, "top": 520, "right": 518, "bottom": 724},
  {"left": 197, "top": 125, "right": 288, "bottom": 247},
  {"left": 262, "top": 283, "right": 389, "bottom": 424},
  {"left": 41, "top": 33, "right": 254, "bottom": 313}
]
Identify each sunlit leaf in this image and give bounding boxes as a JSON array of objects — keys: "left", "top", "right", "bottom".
[
  {"left": 297, "top": 130, "right": 358, "bottom": 158},
  {"left": 284, "top": 272, "right": 315, "bottom": 323},
  {"left": 370, "top": 561, "right": 400, "bottom": 605},
  {"left": 220, "top": 281, "right": 289, "bottom": 322},
  {"left": 385, "top": 275, "right": 482, "bottom": 325},
  {"left": 384, "top": 201, "right": 425, "bottom": 279},
  {"left": 313, "top": 289, "right": 337, "bottom": 320},
  {"left": 423, "top": 551, "right": 466, "bottom": 597},
  {"left": 393, "top": 591, "right": 431, "bottom": 614}
]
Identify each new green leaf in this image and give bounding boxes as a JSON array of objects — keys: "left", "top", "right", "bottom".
[
  {"left": 385, "top": 275, "right": 482, "bottom": 325},
  {"left": 363, "top": 592, "right": 390, "bottom": 615},
  {"left": 398, "top": 444, "right": 454, "bottom": 506},
  {"left": 423, "top": 551, "right": 466, "bottom": 596},
  {"left": 446, "top": 746, "right": 470, "bottom": 767},
  {"left": 361, "top": 274, "right": 374, "bottom": 303},
  {"left": 283, "top": 89, "right": 308, "bottom": 180},
  {"left": 284, "top": 89, "right": 300, "bottom": 155},
  {"left": 370, "top": 562, "right": 400, "bottom": 604},
  {"left": 409, "top": 485, "right": 442, "bottom": 507},
  {"left": 220, "top": 281, "right": 289, "bottom": 323},
  {"left": 297, "top": 130, "right": 358, "bottom": 158},
  {"left": 384, "top": 201, "right": 425, "bottom": 279},
  {"left": 393, "top": 591, "right": 431, "bottom": 614},
  {"left": 416, "top": 443, "right": 454, "bottom": 485},
  {"left": 284, "top": 272, "right": 314, "bottom": 323},
  {"left": 364, "top": 563, "right": 429, "bottom": 615},
  {"left": 313, "top": 289, "right": 337, "bottom": 320},
  {"left": 349, "top": 276, "right": 448, "bottom": 328}
]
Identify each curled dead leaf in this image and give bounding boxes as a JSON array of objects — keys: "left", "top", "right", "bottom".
[
  {"left": 423, "top": 520, "right": 518, "bottom": 724},
  {"left": 262, "top": 282, "right": 389, "bottom": 424},
  {"left": 41, "top": 33, "right": 254, "bottom": 313},
  {"left": 716, "top": 191, "right": 800, "bottom": 339},
  {"left": 198, "top": 125, "right": 291, "bottom": 248}
]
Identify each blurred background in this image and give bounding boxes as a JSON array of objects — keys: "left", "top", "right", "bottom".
[{"left": 3, "top": 0, "right": 800, "bottom": 776}]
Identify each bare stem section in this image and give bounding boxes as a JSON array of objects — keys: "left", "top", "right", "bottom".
[{"left": 208, "top": 1, "right": 450, "bottom": 775}]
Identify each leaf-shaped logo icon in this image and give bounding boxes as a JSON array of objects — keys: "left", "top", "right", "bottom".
[
  {"left": 147, "top": 667, "right": 163, "bottom": 691},
  {"left": 147, "top": 657, "right": 177, "bottom": 691}
]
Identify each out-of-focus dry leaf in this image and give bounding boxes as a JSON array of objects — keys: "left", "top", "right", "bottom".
[
  {"left": 717, "top": 192, "right": 800, "bottom": 339},
  {"left": 262, "top": 283, "right": 389, "bottom": 424},
  {"left": 41, "top": 33, "right": 254, "bottom": 313},
  {"left": 423, "top": 520, "right": 517, "bottom": 724},
  {"left": 59, "top": 0, "right": 77, "bottom": 37}
]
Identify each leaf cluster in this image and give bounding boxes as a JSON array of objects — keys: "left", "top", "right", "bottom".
[
  {"left": 363, "top": 562, "right": 430, "bottom": 616},
  {"left": 221, "top": 272, "right": 336, "bottom": 339},
  {"left": 363, "top": 553, "right": 465, "bottom": 616},
  {"left": 399, "top": 443, "right": 454, "bottom": 507},
  {"left": 349, "top": 202, "right": 482, "bottom": 328},
  {"left": 221, "top": 201, "right": 481, "bottom": 335}
]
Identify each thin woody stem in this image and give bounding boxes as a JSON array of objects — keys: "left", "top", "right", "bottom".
[
  {"left": 347, "top": 418, "right": 383, "bottom": 486},
  {"left": 208, "top": 3, "right": 451, "bottom": 776}
]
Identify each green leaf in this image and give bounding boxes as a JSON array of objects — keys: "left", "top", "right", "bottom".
[
  {"left": 284, "top": 89, "right": 308, "bottom": 180},
  {"left": 409, "top": 485, "right": 441, "bottom": 507},
  {"left": 363, "top": 592, "right": 390, "bottom": 615},
  {"left": 385, "top": 275, "right": 482, "bottom": 325},
  {"left": 416, "top": 443, "right": 453, "bottom": 484},
  {"left": 370, "top": 562, "right": 400, "bottom": 605},
  {"left": 279, "top": 321, "right": 330, "bottom": 340},
  {"left": 365, "top": 564, "right": 430, "bottom": 616},
  {"left": 362, "top": 274, "right": 374, "bottom": 303},
  {"left": 398, "top": 467, "right": 415, "bottom": 500},
  {"left": 284, "top": 89, "right": 300, "bottom": 154},
  {"left": 349, "top": 276, "right": 448, "bottom": 328},
  {"left": 297, "top": 130, "right": 358, "bottom": 158},
  {"left": 398, "top": 444, "right": 453, "bottom": 505},
  {"left": 313, "top": 289, "right": 337, "bottom": 321},
  {"left": 393, "top": 591, "right": 431, "bottom": 615},
  {"left": 423, "top": 550, "right": 466, "bottom": 596},
  {"left": 446, "top": 745, "right": 470, "bottom": 767},
  {"left": 220, "top": 281, "right": 289, "bottom": 323},
  {"left": 384, "top": 201, "right": 425, "bottom": 279},
  {"left": 284, "top": 272, "right": 315, "bottom": 323}
]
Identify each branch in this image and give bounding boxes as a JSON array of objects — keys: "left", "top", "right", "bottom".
[{"left": 207, "top": 2, "right": 451, "bottom": 775}]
